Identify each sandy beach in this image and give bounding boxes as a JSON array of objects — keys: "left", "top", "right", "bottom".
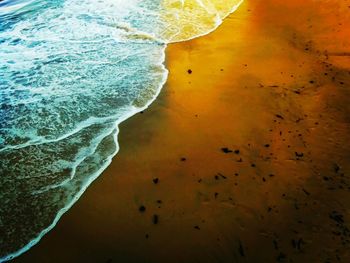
[{"left": 14, "top": 0, "right": 350, "bottom": 262}]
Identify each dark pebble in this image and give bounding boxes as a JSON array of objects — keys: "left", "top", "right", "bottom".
[
  {"left": 295, "top": 152, "right": 304, "bottom": 158},
  {"left": 221, "top": 147, "right": 233, "bottom": 153},
  {"left": 139, "top": 206, "right": 146, "bottom": 212},
  {"left": 152, "top": 214, "right": 159, "bottom": 224},
  {"left": 153, "top": 178, "right": 159, "bottom": 184}
]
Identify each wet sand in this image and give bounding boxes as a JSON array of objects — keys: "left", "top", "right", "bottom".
[{"left": 15, "top": 0, "right": 350, "bottom": 262}]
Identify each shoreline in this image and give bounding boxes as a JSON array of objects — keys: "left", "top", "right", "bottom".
[
  {"left": 14, "top": 0, "right": 350, "bottom": 262},
  {"left": 0, "top": 44, "right": 168, "bottom": 263},
  {"left": 2, "top": 2, "right": 246, "bottom": 262}
]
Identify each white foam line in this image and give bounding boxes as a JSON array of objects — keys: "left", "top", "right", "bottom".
[
  {"left": 0, "top": 1, "right": 244, "bottom": 261},
  {"left": 31, "top": 126, "right": 116, "bottom": 195},
  {"left": 166, "top": 0, "right": 244, "bottom": 44},
  {"left": 0, "top": 114, "right": 121, "bottom": 153}
]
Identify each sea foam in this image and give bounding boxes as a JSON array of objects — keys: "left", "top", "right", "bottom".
[{"left": 0, "top": 0, "right": 243, "bottom": 261}]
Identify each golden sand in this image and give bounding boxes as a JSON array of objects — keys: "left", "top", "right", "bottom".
[{"left": 15, "top": 0, "right": 350, "bottom": 262}]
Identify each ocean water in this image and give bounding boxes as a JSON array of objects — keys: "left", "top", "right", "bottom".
[{"left": 0, "top": 0, "right": 242, "bottom": 261}]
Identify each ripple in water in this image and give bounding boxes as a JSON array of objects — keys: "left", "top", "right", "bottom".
[{"left": 0, "top": 0, "right": 243, "bottom": 261}]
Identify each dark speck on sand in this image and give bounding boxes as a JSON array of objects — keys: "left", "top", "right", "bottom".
[
  {"left": 221, "top": 147, "right": 233, "bottom": 153},
  {"left": 295, "top": 152, "right": 304, "bottom": 158},
  {"left": 238, "top": 240, "right": 245, "bottom": 257},
  {"left": 153, "top": 178, "right": 159, "bottom": 184},
  {"left": 152, "top": 214, "right": 159, "bottom": 225}
]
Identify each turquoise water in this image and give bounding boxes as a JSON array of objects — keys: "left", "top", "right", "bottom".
[{"left": 0, "top": 0, "right": 242, "bottom": 261}]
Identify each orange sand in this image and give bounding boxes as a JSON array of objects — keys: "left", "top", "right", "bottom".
[{"left": 15, "top": 0, "right": 350, "bottom": 262}]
